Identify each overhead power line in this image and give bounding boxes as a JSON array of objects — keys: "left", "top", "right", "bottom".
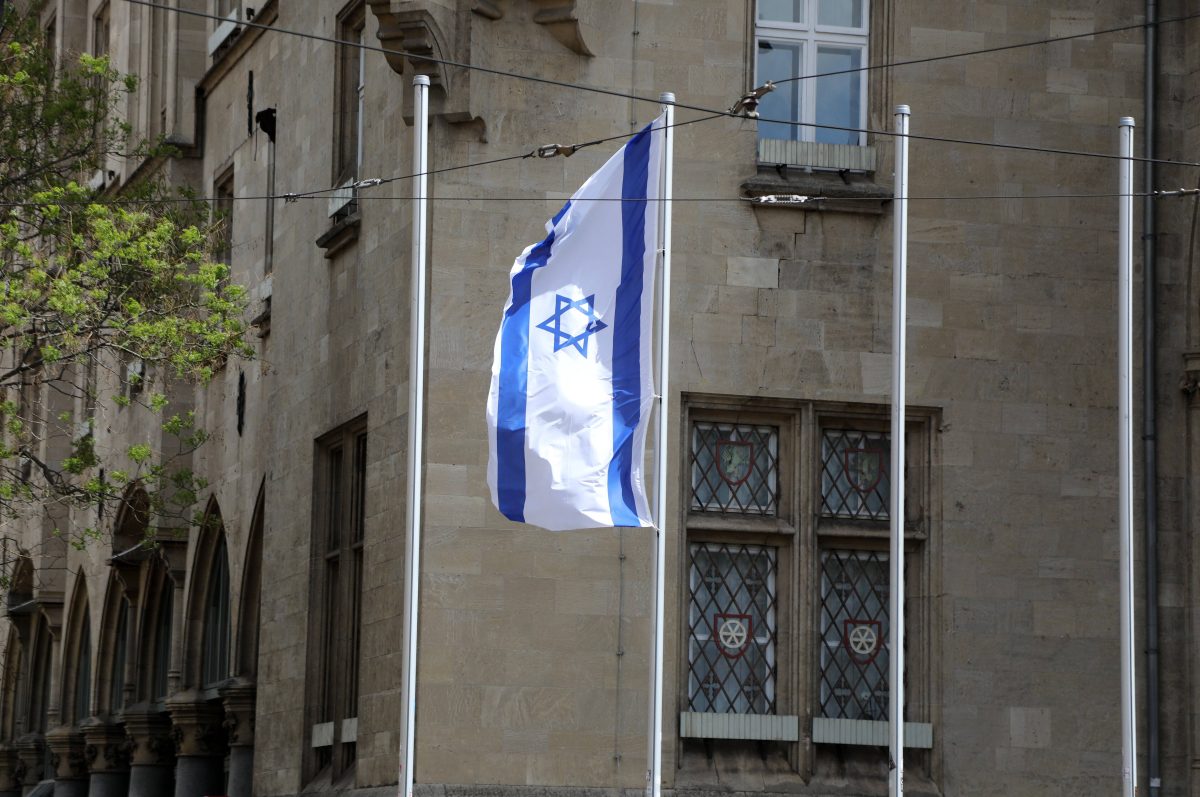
[
  {"left": 3, "top": 190, "right": 1197, "bottom": 210},
  {"left": 772, "top": 11, "right": 1200, "bottom": 85},
  {"left": 123, "top": 0, "right": 1200, "bottom": 169}
]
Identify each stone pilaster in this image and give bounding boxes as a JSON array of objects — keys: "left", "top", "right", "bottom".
[
  {"left": 0, "top": 745, "right": 21, "bottom": 797},
  {"left": 121, "top": 705, "right": 174, "bottom": 797},
  {"left": 44, "top": 726, "right": 87, "bottom": 797},
  {"left": 166, "top": 691, "right": 225, "bottom": 797},
  {"left": 80, "top": 718, "right": 130, "bottom": 797},
  {"left": 220, "top": 679, "right": 255, "bottom": 797}
]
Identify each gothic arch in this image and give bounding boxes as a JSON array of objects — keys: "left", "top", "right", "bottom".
[
  {"left": 59, "top": 574, "right": 92, "bottom": 726},
  {"left": 95, "top": 573, "right": 131, "bottom": 718},
  {"left": 0, "top": 627, "right": 22, "bottom": 743},
  {"left": 183, "top": 497, "right": 231, "bottom": 689},
  {"left": 135, "top": 558, "right": 175, "bottom": 705},
  {"left": 235, "top": 480, "right": 264, "bottom": 678}
]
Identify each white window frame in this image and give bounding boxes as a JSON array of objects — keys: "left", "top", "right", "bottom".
[{"left": 754, "top": 0, "right": 869, "bottom": 148}]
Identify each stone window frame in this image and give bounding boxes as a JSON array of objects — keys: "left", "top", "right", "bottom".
[
  {"left": 304, "top": 415, "right": 368, "bottom": 786},
  {"left": 60, "top": 575, "right": 93, "bottom": 727},
  {"left": 98, "top": 575, "right": 131, "bottom": 716},
  {"left": 678, "top": 396, "right": 938, "bottom": 781},
  {"left": 184, "top": 501, "right": 233, "bottom": 694},
  {"left": 138, "top": 562, "right": 176, "bottom": 708},
  {"left": 213, "top": 166, "right": 235, "bottom": 267},
  {"left": 333, "top": 0, "right": 367, "bottom": 191}
]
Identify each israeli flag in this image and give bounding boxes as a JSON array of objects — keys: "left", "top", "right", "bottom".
[{"left": 486, "top": 115, "right": 666, "bottom": 531}]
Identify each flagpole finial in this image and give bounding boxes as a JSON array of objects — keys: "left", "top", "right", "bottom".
[
  {"left": 894, "top": 104, "right": 911, "bottom": 116},
  {"left": 414, "top": 74, "right": 430, "bottom": 87},
  {"left": 1119, "top": 116, "right": 1136, "bottom": 127},
  {"left": 659, "top": 92, "right": 676, "bottom": 104}
]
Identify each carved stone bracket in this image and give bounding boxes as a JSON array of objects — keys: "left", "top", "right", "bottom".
[
  {"left": 530, "top": 0, "right": 596, "bottom": 56},
  {"left": 366, "top": 2, "right": 452, "bottom": 89},
  {"left": 219, "top": 678, "right": 257, "bottom": 748},
  {"left": 472, "top": 0, "right": 503, "bottom": 19},
  {"left": 367, "top": 0, "right": 488, "bottom": 130},
  {"left": 165, "top": 692, "right": 226, "bottom": 759},
  {"left": 79, "top": 718, "right": 131, "bottom": 774},
  {"left": 120, "top": 705, "right": 175, "bottom": 767},
  {"left": 44, "top": 726, "right": 88, "bottom": 781}
]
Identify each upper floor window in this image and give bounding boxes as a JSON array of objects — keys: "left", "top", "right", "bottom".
[
  {"left": 334, "top": 1, "right": 366, "bottom": 188},
  {"left": 755, "top": 1, "right": 869, "bottom": 167},
  {"left": 214, "top": 168, "right": 234, "bottom": 266}
]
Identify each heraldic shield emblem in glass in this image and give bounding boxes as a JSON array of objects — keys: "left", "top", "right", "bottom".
[
  {"left": 716, "top": 440, "right": 753, "bottom": 486},
  {"left": 843, "top": 446, "right": 885, "bottom": 494},
  {"left": 843, "top": 618, "right": 882, "bottom": 665},
  {"left": 714, "top": 613, "right": 753, "bottom": 658}
]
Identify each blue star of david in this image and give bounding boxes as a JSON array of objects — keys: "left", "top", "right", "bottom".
[{"left": 536, "top": 293, "right": 608, "bottom": 356}]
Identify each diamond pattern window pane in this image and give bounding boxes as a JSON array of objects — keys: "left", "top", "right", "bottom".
[
  {"left": 821, "top": 429, "right": 890, "bottom": 520},
  {"left": 691, "top": 423, "right": 779, "bottom": 515},
  {"left": 687, "top": 543, "right": 778, "bottom": 714},
  {"left": 818, "top": 549, "right": 889, "bottom": 720}
]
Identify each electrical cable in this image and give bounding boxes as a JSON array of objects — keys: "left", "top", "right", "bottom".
[
  {"left": 2, "top": 190, "right": 1197, "bottom": 209},
  {"left": 122, "top": 0, "right": 1200, "bottom": 169},
  {"left": 771, "top": 10, "right": 1200, "bottom": 85}
]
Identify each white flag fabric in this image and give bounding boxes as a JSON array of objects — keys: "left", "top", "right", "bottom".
[{"left": 486, "top": 115, "right": 665, "bottom": 531}]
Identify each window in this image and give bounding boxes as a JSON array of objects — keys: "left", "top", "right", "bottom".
[
  {"left": 149, "top": 2, "right": 169, "bottom": 136},
  {"left": 691, "top": 422, "right": 779, "bottom": 515},
  {"left": 334, "top": 2, "right": 366, "bottom": 189},
  {"left": 681, "top": 400, "right": 933, "bottom": 773},
  {"left": 107, "top": 596, "right": 129, "bottom": 713},
  {"left": 214, "top": 169, "right": 234, "bottom": 266},
  {"left": 754, "top": 0, "right": 869, "bottom": 166},
  {"left": 73, "top": 619, "right": 92, "bottom": 724},
  {"left": 150, "top": 583, "right": 173, "bottom": 703},
  {"left": 307, "top": 417, "right": 367, "bottom": 781},
  {"left": 92, "top": 2, "right": 111, "bottom": 59},
  {"left": 687, "top": 543, "right": 778, "bottom": 714},
  {"left": 202, "top": 536, "right": 231, "bottom": 688}
]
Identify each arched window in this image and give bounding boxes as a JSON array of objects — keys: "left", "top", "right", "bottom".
[
  {"left": 106, "top": 595, "right": 129, "bottom": 714},
  {"left": 73, "top": 620, "right": 92, "bottom": 724},
  {"left": 151, "top": 586, "right": 173, "bottom": 703},
  {"left": 202, "top": 535, "right": 231, "bottom": 687}
]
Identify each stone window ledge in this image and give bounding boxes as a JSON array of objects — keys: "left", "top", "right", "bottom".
[
  {"left": 315, "top": 211, "right": 361, "bottom": 259},
  {"left": 742, "top": 168, "right": 892, "bottom": 215}
]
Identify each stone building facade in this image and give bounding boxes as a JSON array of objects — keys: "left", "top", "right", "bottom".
[{"left": 2, "top": 0, "right": 1200, "bottom": 796}]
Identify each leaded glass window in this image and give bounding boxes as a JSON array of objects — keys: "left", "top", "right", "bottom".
[
  {"left": 818, "top": 549, "right": 888, "bottom": 720},
  {"left": 202, "top": 536, "right": 231, "bottom": 688},
  {"left": 691, "top": 422, "right": 779, "bottom": 515},
  {"left": 821, "top": 429, "right": 889, "bottom": 520},
  {"left": 687, "top": 543, "right": 778, "bottom": 714}
]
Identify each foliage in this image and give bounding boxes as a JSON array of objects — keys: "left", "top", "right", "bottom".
[{"left": 0, "top": 3, "right": 252, "bottom": 553}]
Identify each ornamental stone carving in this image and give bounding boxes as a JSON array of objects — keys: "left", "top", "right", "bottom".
[
  {"left": 166, "top": 692, "right": 226, "bottom": 758},
  {"left": 529, "top": 0, "right": 596, "bottom": 55},
  {"left": 45, "top": 726, "right": 89, "bottom": 780},
  {"left": 0, "top": 745, "right": 20, "bottom": 792},
  {"left": 366, "top": 0, "right": 489, "bottom": 130},
  {"left": 220, "top": 678, "right": 257, "bottom": 747},
  {"left": 121, "top": 706, "right": 175, "bottom": 767},
  {"left": 14, "top": 734, "right": 43, "bottom": 788}
]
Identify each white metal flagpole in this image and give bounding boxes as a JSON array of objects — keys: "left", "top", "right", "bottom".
[
  {"left": 1117, "top": 116, "right": 1138, "bottom": 797},
  {"left": 647, "top": 91, "right": 675, "bottom": 797},
  {"left": 400, "top": 73, "right": 431, "bottom": 797},
  {"left": 889, "top": 104, "right": 910, "bottom": 797}
]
